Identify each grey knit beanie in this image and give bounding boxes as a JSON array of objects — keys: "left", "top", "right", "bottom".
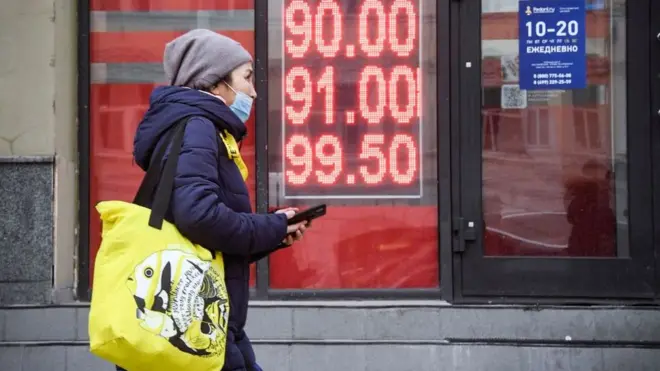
[{"left": 163, "top": 29, "right": 252, "bottom": 89}]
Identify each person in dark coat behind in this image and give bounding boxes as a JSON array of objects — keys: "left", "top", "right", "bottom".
[
  {"left": 565, "top": 160, "right": 615, "bottom": 257},
  {"left": 126, "top": 29, "right": 308, "bottom": 371}
]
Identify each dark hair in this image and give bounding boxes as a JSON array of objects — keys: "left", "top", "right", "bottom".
[
  {"left": 207, "top": 73, "right": 232, "bottom": 91},
  {"left": 201, "top": 74, "right": 233, "bottom": 92}
]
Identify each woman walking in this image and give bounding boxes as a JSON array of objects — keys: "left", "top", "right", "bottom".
[{"left": 123, "top": 29, "right": 307, "bottom": 371}]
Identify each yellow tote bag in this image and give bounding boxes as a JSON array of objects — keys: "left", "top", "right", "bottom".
[
  {"left": 88, "top": 120, "right": 230, "bottom": 371},
  {"left": 90, "top": 201, "right": 229, "bottom": 371}
]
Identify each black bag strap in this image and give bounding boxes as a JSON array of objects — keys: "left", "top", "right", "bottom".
[
  {"left": 133, "top": 124, "right": 179, "bottom": 206},
  {"left": 133, "top": 119, "right": 189, "bottom": 229}
]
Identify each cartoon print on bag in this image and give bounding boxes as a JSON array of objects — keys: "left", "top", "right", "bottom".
[{"left": 126, "top": 247, "right": 229, "bottom": 356}]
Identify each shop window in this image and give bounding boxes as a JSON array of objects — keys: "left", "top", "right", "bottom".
[
  {"left": 524, "top": 109, "right": 551, "bottom": 148},
  {"left": 482, "top": 107, "right": 552, "bottom": 153},
  {"left": 573, "top": 108, "right": 604, "bottom": 152},
  {"left": 480, "top": 0, "right": 626, "bottom": 259},
  {"left": 266, "top": 0, "right": 439, "bottom": 289},
  {"left": 88, "top": 0, "right": 258, "bottom": 288}
]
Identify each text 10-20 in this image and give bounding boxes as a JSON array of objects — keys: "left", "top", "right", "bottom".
[{"left": 525, "top": 20, "right": 579, "bottom": 38}]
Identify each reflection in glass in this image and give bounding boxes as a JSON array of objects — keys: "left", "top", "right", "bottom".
[{"left": 481, "top": 0, "right": 627, "bottom": 257}]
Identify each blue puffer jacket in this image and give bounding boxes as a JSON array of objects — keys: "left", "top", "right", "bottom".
[{"left": 133, "top": 86, "right": 288, "bottom": 370}]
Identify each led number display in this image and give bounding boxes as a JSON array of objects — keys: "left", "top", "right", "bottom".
[{"left": 282, "top": 0, "right": 422, "bottom": 198}]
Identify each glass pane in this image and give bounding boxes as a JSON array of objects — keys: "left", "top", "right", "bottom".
[
  {"left": 481, "top": 0, "right": 627, "bottom": 257},
  {"left": 88, "top": 0, "right": 258, "bottom": 287},
  {"left": 267, "top": 0, "right": 438, "bottom": 288}
]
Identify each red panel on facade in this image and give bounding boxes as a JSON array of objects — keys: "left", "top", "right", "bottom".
[
  {"left": 269, "top": 206, "right": 439, "bottom": 289},
  {"left": 91, "top": 31, "right": 255, "bottom": 63},
  {"left": 91, "top": 0, "right": 254, "bottom": 11}
]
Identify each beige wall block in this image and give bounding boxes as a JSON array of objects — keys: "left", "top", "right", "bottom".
[
  {"left": 0, "top": 0, "right": 56, "bottom": 17},
  {"left": 0, "top": 137, "right": 10, "bottom": 156},
  {"left": 0, "top": 0, "right": 56, "bottom": 155},
  {"left": 0, "top": 0, "right": 78, "bottom": 301},
  {"left": 52, "top": 0, "right": 78, "bottom": 302},
  {"left": 11, "top": 126, "right": 55, "bottom": 156}
]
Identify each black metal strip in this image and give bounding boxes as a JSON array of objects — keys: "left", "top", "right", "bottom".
[
  {"left": 265, "top": 288, "right": 441, "bottom": 300},
  {"left": 438, "top": 0, "right": 454, "bottom": 301},
  {"left": 76, "top": 0, "right": 92, "bottom": 302},
  {"left": 253, "top": 0, "right": 270, "bottom": 299},
  {"left": 624, "top": 0, "right": 655, "bottom": 299},
  {"left": 449, "top": 0, "right": 467, "bottom": 303},
  {"left": 650, "top": 0, "right": 660, "bottom": 299}
]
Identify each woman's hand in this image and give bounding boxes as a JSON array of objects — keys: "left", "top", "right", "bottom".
[{"left": 276, "top": 208, "right": 309, "bottom": 245}]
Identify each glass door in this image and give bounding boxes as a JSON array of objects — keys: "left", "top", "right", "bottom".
[{"left": 454, "top": 0, "right": 655, "bottom": 300}]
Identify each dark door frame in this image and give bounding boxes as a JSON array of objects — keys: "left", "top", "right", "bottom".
[
  {"left": 77, "top": 0, "right": 92, "bottom": 301},
  {"left": 651, "top": 0, "right": 660, "bottom": 297},
  {"left": 452, "top": 0, "right": 657, "bottom": 304}
]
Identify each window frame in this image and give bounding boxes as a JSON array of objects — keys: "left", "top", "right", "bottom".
[
  {"left": 76, "top": 0, "right": 660, "bottom": 304},
  {"left": 253, "top": 0, "right": 451, "bottom": 300},
  {"left": 76, "top": 0, "right": 450, "bottom": 301},
  {"left": 651, "top": 0, "right": 660, "bottom": 296}
]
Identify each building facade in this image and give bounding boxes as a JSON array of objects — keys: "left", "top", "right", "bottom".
[{"left": 1, "top": 0, "right": 660, "bottom": 370}]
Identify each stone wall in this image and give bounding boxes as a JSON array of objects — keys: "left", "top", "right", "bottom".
[
  {"left": 1, "top": 304, "right": 660, "bottom": 370},
  {"left": 0, "top": 159, "right": 53, "bottom": 303}
]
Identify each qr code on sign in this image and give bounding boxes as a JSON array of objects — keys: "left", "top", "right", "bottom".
[{"left": 501, "top": 84, "right": 527, "bottom": 109}]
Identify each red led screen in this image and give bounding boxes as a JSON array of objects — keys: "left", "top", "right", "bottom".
[
  {"left": 282, "top": 0, "right": 422, "bottom": 198},
  {"left": 268, "top": 0, "right": 439, "bottom": 289}
]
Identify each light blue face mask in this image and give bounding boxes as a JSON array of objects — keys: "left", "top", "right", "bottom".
[{"left": 225, "top": 82, "right": 253, "bottom": 123}]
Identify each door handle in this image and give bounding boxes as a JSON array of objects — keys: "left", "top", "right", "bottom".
[{"left": 453, "top": 217, "right": 477, "bottom": 253}]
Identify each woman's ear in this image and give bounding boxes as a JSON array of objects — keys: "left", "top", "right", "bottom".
[
  {"left": 210, "top": 84, "right": 233, "bottom": 105},
  {"left": 209, "top": 84, "right": 223, "bottom": 96}
]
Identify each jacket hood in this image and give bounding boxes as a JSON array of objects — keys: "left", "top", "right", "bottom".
[{"left": 133, "top": 85, "right": 247, "bottom": 170}]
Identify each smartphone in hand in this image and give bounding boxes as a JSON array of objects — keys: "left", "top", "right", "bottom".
[{"left": 287, "top": 204, "right": 327, "bottom": 225}]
